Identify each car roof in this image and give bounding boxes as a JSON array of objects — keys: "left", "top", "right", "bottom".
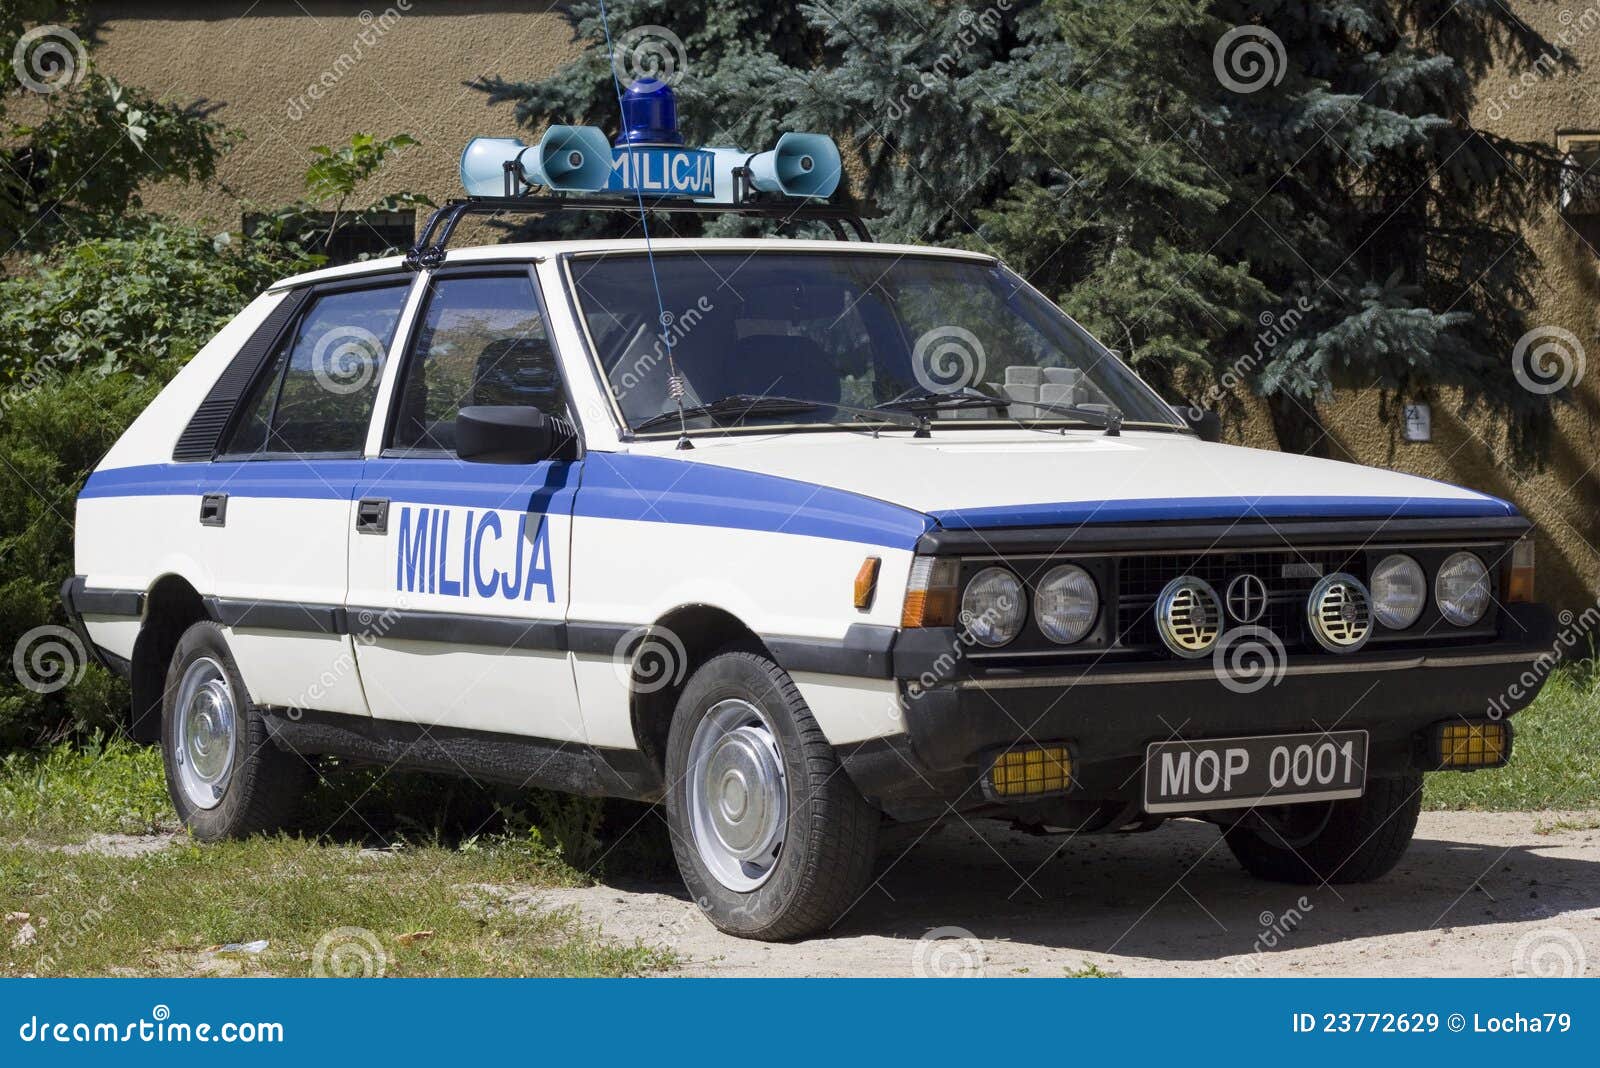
[{"left": 267, "top": 237, "right": 997, "bottom": 291}]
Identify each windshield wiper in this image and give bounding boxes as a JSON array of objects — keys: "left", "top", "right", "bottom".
[
  {"left": 1012, "top": 399, "right": 1124, "bottom": 436},
  {"left": 633, "top": 393, "right": 926, "bottom": 436},
  {"left": 872, "top": 388, "right": 1005, "bottom": 415},
  {"left": 876, "top": 389, "right": 1125, "bottom": 435}
]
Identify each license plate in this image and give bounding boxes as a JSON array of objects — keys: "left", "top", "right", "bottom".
[{"left": 1144, "top": 730, "right": 1368, "bottom": 814}]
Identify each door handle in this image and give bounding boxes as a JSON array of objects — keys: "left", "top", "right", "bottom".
[
  {"left": 199, "top": 493, "right": 228, "bottom": 527},
  {"left": 356, "top": 497, "right": 389, "bottom": 534}
]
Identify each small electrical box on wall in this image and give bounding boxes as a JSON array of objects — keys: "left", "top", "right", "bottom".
[{"left": 1403, "top": 403, "right": 1432, "bottom": 443}]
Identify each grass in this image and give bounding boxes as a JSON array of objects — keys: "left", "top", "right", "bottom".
[
  {"left": 0, "top": 662, "right": 1594, "bottom": 976},
  {"left": 0, "top": 737, "right": 170, "bottom": 841},
  {"left": 0, "top": 837, "right": 672, "bottom": 977},
  {"left": 0, "top": 737, "right": 677, "bottom": 977},
  {"left": 1422, "top": 663, "right": 1600, "bottom": 812}
]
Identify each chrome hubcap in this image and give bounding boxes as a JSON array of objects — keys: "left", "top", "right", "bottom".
[
  {"left": 173, "top": 657, "right": 236, "bottom": 811},
  {"left": 687, "top": 699, "right": 787, "bottom": 891}
]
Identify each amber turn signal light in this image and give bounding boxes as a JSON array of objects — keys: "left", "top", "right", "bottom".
[
  {"left": 901, "top": 557, "right": 959, "bottom": 627},
  {"left": 1506, "top": 536, "right": 1535, "bottom": 603},
  {"left": 854, "top": 556, "right": 881, "bottom": 609}
]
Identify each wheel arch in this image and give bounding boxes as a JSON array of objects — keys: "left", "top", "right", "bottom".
[
  {"left": 128, "top": 573, "right": 213, "bottom": 744},
  {"left": 627, "top": 602, "right": 768, "bottom": 775}
]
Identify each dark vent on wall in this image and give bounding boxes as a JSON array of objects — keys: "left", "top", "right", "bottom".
[{"left": 171, "top": 289, "right": 310, "bottom": 462}]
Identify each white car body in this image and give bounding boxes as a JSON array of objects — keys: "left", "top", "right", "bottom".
[{"left": 65, "top": 237, "right": 1550, "bottom": 823}]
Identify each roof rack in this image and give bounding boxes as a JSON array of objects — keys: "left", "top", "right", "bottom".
[{"left": 404, "top": 187, "right": 874, "bottom": 270}]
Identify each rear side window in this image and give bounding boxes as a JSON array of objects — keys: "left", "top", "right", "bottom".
[
  {"left": 222, "top": 283, "right": 410, "bottom": 458},
  {"left": 388, "top": 273, "right": 565, "bottom": 454}
]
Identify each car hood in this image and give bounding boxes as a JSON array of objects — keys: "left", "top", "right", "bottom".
[{"left": 659, "top": 430, "right": 1515, "bottom": 528}]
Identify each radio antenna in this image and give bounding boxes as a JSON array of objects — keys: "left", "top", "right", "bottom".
[{"left": 596, "top": 0, "right": 691, "bottom": 449}]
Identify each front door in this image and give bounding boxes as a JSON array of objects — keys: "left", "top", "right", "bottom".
[{"left": 346, "top": 267, "right": 586, "bottom": 742}]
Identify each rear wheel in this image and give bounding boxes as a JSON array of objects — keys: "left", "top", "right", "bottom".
[
  {"left": 160, "top": 621, "right": 309, "bottom": 840},
  {"left": 664, "top": 647, "right": 879, "bottom": 940},
  {"left": 1224, "top": 774, "right": 1422, "bottom": 884}
]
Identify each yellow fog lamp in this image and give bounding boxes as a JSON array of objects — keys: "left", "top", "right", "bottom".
[
  {"left": 986, "top": 745, "right": 1074, "bottom": 799},
  {"left": 1432, "top": 720, "right": 1511, "bottom": 770}
]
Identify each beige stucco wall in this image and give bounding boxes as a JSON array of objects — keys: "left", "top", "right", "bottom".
[
  {"left": 85, "top": 1, "right": 582, "bottom": 242},
  {"left": 83, "top": 1, "right": 1598, "bottom": 611}
]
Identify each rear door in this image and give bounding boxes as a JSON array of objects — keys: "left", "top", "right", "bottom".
[
  {"left": 204, "top": 276, "right": 414, "bottom": 715},
  {"left": 345, "top": 266, "right": 586, "bottom": 742}
]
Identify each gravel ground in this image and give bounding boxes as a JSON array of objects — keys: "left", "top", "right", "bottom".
[{"left": 529, "top": 811, "right": 1600, "bottom": 977}]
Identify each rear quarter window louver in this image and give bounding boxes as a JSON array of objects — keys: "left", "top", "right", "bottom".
[{"left": 171, "top": 288, "right": 310, "bottom": 462}]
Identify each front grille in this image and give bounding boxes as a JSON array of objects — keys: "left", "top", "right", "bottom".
[{"left": 1115, "top": 549, "right": 1367, "bottom": 653}]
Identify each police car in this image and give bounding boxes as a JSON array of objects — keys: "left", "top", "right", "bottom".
[{"left": 62, "top": 84, "right": 1555, "bottom": 940}]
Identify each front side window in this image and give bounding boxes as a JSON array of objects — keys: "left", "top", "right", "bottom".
[
  {"left": 388, "top": 273, "right": 565, "bottom": 454},
  {"left": 223, "top": 283, "right": 409, "bottom": 457},
  {"left": 568, "top": 251, "right": 1185, "bottom": 435}
]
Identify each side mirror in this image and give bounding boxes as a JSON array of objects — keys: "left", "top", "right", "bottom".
[
  {"left": 455, "top": 406, "right": 576, "bottom": 464},
  {"left": 1181, "top": 406, "right": 1223, "bottom": 443}
]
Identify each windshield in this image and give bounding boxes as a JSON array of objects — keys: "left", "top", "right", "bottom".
[{"left": 567, "top": 251, "right": 1185, "bottom": 435}]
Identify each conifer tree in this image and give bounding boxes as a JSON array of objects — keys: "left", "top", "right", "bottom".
[{"left": 477, "top": 0, "right": 1567, "bottom": 456}]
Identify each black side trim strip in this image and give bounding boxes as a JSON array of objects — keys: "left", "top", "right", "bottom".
[
  {"left": 208, "top": 598, "right": 347, "bottom": 635},
  {"left": 59, "top": 576, "right": 124, "bottom": 676},
  {"left": 916, "top": 514, "right": 1533, "bottom": 555},
  {"left": 371, "top": 609, "right": 566, "bottom": 651},
  {"left": 565, "top": 621, "right": 632, "bottom": 657},
  {"left": 63, "top": 577, "right": 144, "bottom": 618},
  {"left": 149, "top": 594, "right": 900, "bottom": 679},
  {"left": 172, "top": 289, "right": 311, "bottom": 462},
  {"left": 766, "top": 624, "right": 898, "bottom": 679},
  {"left": 262, "top": 708, "right": 661, "bottom": 800}
]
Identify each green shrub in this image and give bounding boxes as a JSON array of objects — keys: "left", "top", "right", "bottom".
[
  {"left": 0, "top": 223, "right": 316, "bottom": 746},
  {"left": 0, "top": 219, "right": 312, "bottom": 383}
]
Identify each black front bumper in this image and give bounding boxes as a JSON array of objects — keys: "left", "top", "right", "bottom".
[{"left": 840, "top": 603, "right": 1557, "bottom": 821}]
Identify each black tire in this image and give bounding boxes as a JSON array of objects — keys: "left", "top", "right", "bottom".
[
  {"left": 664, "top": 646, "right": 879, "bottom": 940},
  {"left": 160, "top": 621, "right": 309, "bottom": 841},
  {"left": 1224, "top": 774, "right": 1422, "bottom": 884}
]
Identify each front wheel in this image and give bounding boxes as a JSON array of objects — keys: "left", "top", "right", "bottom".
[
  {"left": 664, "top": 647, "right": 879, "bottom": 940},
  {"left": 1224, "top": 773, "right": 1422, "bottom": 884}
]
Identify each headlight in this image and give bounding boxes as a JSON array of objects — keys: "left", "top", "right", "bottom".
[
  {"left": 1369, "top": 554, "right": 1426, "bottom": 630},
  {"left": 1034, "top": 564, "right": 1099, "bottom": 644},
  {"left": 961, "top": 567, "right": 1026, "bottom": 647},
  {"left": 1435, "top": 552, "right": 1491, "bottom": 626}
]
